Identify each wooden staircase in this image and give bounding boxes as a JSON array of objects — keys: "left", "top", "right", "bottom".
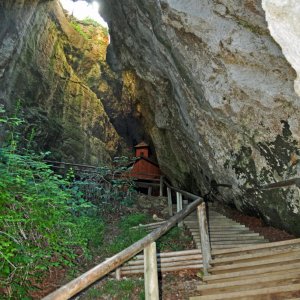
[
  {"left": 184, "top": 204, "right": 269, "bottom": 250},
  {"left": 190, "top": 237, "right": 300, "bottom": 299},
  {"left": 120, "top": 203, "right": 269, "bottom": 276}
]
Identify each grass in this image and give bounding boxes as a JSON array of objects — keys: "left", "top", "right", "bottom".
[
  {"left": 157, "top": 227, "right": 193, "bottom": 251},
  {"left": 85, "top": 278, "right": 145, "bottom": 300},
  {"left": 105, "top": 213, "right": 149, "bottom": 254},
  {"left": 106, "top": 213, "right": 193, "bottom": 254}
]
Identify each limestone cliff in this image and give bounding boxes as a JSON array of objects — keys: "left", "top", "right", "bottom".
[
  {"left": 102, "top": 0, "right": 300, "bottom": 234},
  {"left": 262, "top": 0, "right": 300, "bottom": 97},
  {"left": 0, "top": 0, "right": 123, "bottom": 164}
]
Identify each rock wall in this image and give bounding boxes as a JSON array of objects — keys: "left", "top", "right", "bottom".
[
  {"left": 263, "top": 0, "right": 300, "bottom": 97},
  {"left": 0, "top": 0, "right": 125, "bottom": 164},
  {"left": 102, "top": 0, "right": 300, "bottom": 234}
]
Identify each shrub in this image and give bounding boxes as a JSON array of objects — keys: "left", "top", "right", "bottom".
[
  {"left": 0, "top": 106, "right": 104, "bottom": 298},
  {"left": 70, "top": 21, "right": 89, "bottom": 39}
]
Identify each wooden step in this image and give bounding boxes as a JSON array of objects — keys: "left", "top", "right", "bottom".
[
  {"left": 212, "top": 247, "right": 300, "bottom": 265},
  {"left": 191, "top": 233, "right": 266, "bottom": 241},
  {"left": 122, "top": 263, "right": 203, "bottom": 275},
  {"left": 189, "top": 229, "right": 259, "bottom": 236},
  {"left": 195, "top": 239, "right": 267, "bottom": 245},
  {"left": 203, "top": 261, "right": 300, "bottom": 283},
  {"left": 213, "top": 238, "right": 300, "bottom": 256},
  {"left": 187, "top": 226, "right": 248, "bottom": 231},
  {"left": 119, "top": 249, "right": 203, "bottom": 276},
  {"left": 209, "top": 254, "right": 300, "bottom": 274},
  {"left": 123, "top": 259, "right": 202, "bottom": 271},
  {"left": 196, "top": 243, "right": 260, "bottom": 250},
  {"left": 197, "top": 271, "right": 300, "bottom": 294},
  {"left": 190, "top": 283, "right": 300, "bottom": 299},
  {"left": 185, "top": 221, "right": 243, "bottom": 225}
]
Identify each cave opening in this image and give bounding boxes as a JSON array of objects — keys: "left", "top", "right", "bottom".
[{"left": 60, "top": 0, "right": 108, "bottom": 29}]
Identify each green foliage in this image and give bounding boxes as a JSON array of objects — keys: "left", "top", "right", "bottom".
[
  {"left": 86, "top": 278, "right": 144, "bottom": 300},
  {"left": 0, "top": 106, "right": 138, "bottom": 298},
  {"left": 157, "top": 227, "right": 193, "bottom": 251},
  {"left": 81, "top": 17, "right": 101, "bottom": 27},
  {"left": 0, "top": 108, "right": 106, "bottom": 298},
  {"left": 102, "top": 27, "right": 109, "bottom": 37},
  {"left": 106, "top": 213, "right": 148, "bottom": 255},
  {"left": 80, "top": 18, "right": 109, "bottom": 37},
  {"left": 0, "top": 147, "right": 104, "bottom": 298},
  {"left": 120, "top": 213, "right": 148, "bottom": 230},
  {"left": 70, "top": 21, "right": 89, "bottom": 39},
  {"left": 68, "top": 156, "right": 137, "bottom": 209}
]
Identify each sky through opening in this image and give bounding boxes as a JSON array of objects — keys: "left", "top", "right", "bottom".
[{"left": 60, "top": 0, "right": 108, "bottom": 28}]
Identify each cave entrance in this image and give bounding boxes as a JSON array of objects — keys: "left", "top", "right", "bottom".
[{"left": 60, "top": 0, "right": 108, "bottom": 30}]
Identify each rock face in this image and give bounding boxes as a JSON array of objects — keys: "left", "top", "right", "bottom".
[
  {"left": 102, "top": 0, "right": 300, "bottom": 234},
  {"left": 262, "top": 0, "right": 300, "bottom": 97},
  {"left": 0, "top": 0, "right": 124, "bottom": 164},
  {"left": 2, "top": 0, "right": 300, "bottom": 234}
]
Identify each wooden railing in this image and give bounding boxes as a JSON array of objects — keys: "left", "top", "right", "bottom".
[
  {"left": 43, "top": 183, "right": 211, "bottom": 300},
  {"left": 247, "top": 177, "right": 300, "bottom": 192},
  {"left": 45, "top": 160, "right": 165, "bottom": 196}
]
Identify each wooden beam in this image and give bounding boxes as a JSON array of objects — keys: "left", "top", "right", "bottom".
[
  {"left": 135, "top": 182, "right": 160, "bottom": 188},
  {"left": 144, "top": 242, "right": 159, "bottom": 300},
  {"left": 164, "top": 181, "right": 199, "bottom": 200},
  {"left": 197, "top": 202, "right": 211, "bottom": 276},
  {"left": 176, "top": 192, "right": 183, "bottom": 227},
  {"left": 115, "top": 268, "right": 121, "bottom": 280},
  {"left": 159, "top": 176, "right": 164, "bottom": 196},
  {"left": 148, "top": 186, "right": 152, "bottom": 196},
  {"left": 167, "top": 187, "right": 173, "bottom": 216},
  {"left": 43, "top": 196, "right": 203, "bottom": 300}
]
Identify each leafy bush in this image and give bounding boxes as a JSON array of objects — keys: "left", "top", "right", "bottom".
[
  {"left": 0, "top": 107, "right": 105, "bottom": 298},
  {"left": 0, "top": 105, "right": 137, "bottom": 298},
  {"left": 65, "top": 156, "right": 137, "bottom": 209},
  {"left": 0, "top": 148, "right": 104, "bottom": 298}
]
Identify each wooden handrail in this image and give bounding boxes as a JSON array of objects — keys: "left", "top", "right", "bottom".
[
  {"left": 44, "top": 160, "right": 100, "bottom": 169},
  {"left": 247, "top": 177, "right": 300, "bottom": 192},
  {"left": 164, "top": 181, "right": 199, "bottom": 201},
  {"left": 43, "top": 195, "right": 204, "bottom": 300}
]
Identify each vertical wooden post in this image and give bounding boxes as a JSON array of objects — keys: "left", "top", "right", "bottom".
[
  {"left": 148, "top": 186, "right": 153, "bottom": 196},
  {"left": 167, "top": 187, "right": 173, "bottom": 216},
  {"left": 176, "top": 192, "right": 183, "bottom": 227},
  {"left": 197, "top": 202, "right": 211, "bottom": 276},
  {"left": 115, "top": 268, "right": 121, "bottom": 280},
  {"left": 144, "top": 242, "right": 159, "bottom": 300},
  {"left": 159, "top": 176, "right": 164, "bottom": 196},
  {"left": 176, "top": 192, "right": 183, "bottom": 212}
]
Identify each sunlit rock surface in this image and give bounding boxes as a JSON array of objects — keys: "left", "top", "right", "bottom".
[
  {"left": 2, "top": 0, "right": 300, "bottom": 234},
  {"left": 263, "top": 0, "right": 300, "bottom": 97},
  {"left": 0, "top": 0, "right": 123, "bottom": 164},
  {"left": 102, "top": 0, "right": 300, "bottom": 233}
]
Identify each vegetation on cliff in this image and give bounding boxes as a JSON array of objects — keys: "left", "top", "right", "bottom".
[{"left": 0, "top": 106, "right": 135, "bottom": 298}]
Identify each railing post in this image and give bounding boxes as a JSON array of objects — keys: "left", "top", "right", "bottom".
[
  {"left": 159, "top": 176, "right": 164, "bottom": 196},
  {"left": 144, "top": 242, "right": 159, "bottom": 300},
  {"left": 148, "top": 186, "right": 153, "bottom": 196},
  {"left": 197, "top": 202, "right": 211, "bottom": 276},
  {"left": 176, "top": 192, "right": 183, "bottom": 227},
  {"left": 115, "top": 268, "right": 121, "bottom": 280},
  {"left": 167, "top": 187, "right": 173, "bottom": 216}
]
